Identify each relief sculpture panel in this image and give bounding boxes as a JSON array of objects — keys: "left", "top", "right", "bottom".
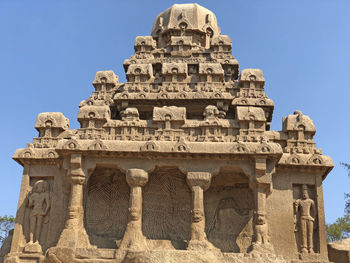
[
  {"left": 293, "top": 184, "right": 317, "bottom": 255},
  {"left": 142, "top": 167, "right": 191, "bottom": 250},
  {"left": 205, "top": 172, "right": 254, "bottom": 252},
  {"left": 24, "top": 179, "right": 52, "bottom": 253},
  {"left": 85, "top": 167, "right": 129, "bottom": 248}
]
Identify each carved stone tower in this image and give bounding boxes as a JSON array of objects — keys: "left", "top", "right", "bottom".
[{"left": 4, "top": 3, "right": 334, "bottom": 263}]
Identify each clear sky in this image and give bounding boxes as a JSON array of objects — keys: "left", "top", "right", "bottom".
[{"left": 0, "top": 0, "right": 349, "bottom": 224}]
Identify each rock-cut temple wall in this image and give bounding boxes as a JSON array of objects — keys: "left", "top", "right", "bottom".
[{"left": 3, "top": 3, "right": 335, "bottom": 263}]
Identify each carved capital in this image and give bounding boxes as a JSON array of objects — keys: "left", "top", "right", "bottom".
[
  {"left": 126, "top": 169, "right": 149, "bottom": 187},
  {"left": 255, "top": 158, "right": 266, "bottom": 176},
  {"left": 186, "top": 172, "right": 212, "bottom": 191},
  {"left": 69, "top": 153, "right": 85, "bottom": 185},
  {"left": 69, "top": 176, "right": 85, "bottom": 185}
]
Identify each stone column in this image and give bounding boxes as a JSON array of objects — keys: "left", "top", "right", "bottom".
[
  {"left": 315, "top": 175, "right": 327, "bottom": 259},
  {"left": 9, "top": 165, "right": 30, "bottom": 254},
  {"left": 186, "top": 172, "right": 217, "bottom": 251},
  {"left": 249, "top": 158, "right": 274, "bottom": 253},
  {"left": 57, "top": 153, "right": 90, "bottom": 248},
  {"left": 119, "top": 169, "right": 148, "bottom": 250}
]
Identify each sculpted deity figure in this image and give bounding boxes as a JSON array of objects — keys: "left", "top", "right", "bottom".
[
  {"left": 27, "top": 180, "right": 51, "bottom": 244},
  {"left": 294, "top": 185, "right": 316, "bottom": 254}
]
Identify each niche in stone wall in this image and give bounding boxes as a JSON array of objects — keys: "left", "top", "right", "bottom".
[
  {"left": 205, "top": 169, "right": 254, "bottom": 252},
  {"left": 24, "top": 177, "right": 54, "bottom": 251},
  {"left": 293, "top": 184, "right": 318, "bottom": 254},
  {"left": 143, "top": 166, "right": 191, "bottom": 250},
  {"left": 85, "top": 167, "right": 129, "bottom": 248}
]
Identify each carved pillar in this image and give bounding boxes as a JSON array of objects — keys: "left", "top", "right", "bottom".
[
  {"left": 186, "top": 172, "right": 217, "bottom": 251},
  {"left": 315, "top": 175, "right": 327, "bottom": 259},
  {"left": 10, "top": 165, "right": 30, "bottom": 254},
  {"left": 57, "top": 153, "right": 90, "bottom": 248},
  {"left": 249, "top": 158, "right": 274, "bottom": 253},
  {"left": 119, "top": 169, "right": 148, "bottom": 250}
]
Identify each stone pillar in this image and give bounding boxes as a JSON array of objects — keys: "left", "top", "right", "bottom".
[
  {"left": 315, "top": 175, "right": 327, "bottom": 259},
  {"left": 10, "top": 165, "right": 30, "bottom": 254},
  {"left": 186, "top": 172, "right": 217, "bottom": 251},
  {"left": 119, "top": 169, "right": 148, "bottom": 250},
  {"left": 249, "top": 158, "right": 274, "bottom": 253},
  {"left": 57, "top": 153, "right": 90, "bottom": 248}
]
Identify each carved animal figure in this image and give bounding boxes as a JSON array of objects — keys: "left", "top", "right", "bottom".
[{"left": 255, "top": 214, "right": 269, "bottom": 244}]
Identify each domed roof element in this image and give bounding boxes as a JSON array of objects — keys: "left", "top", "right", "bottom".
[{"left": 151, "top": 3, "right": 220, "bottom": 38}]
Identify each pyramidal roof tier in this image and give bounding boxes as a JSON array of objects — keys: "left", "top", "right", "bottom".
[{"left": 13, "top": 3, "right": 333, "bottom": 174}]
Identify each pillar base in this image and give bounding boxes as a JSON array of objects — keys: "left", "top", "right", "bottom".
[
  {"left": 57, "top": 227, "right": 91, "bottom": 249},
  {"left": 187, "top": 239, "right": 219, "bottom": 251},
  {"left": 4, "top": 253, "right": 45, "bottom": 263},
  {"left": 4, "top": 254, "right": 20, "bottom": 263},
  {"left": 249, "top": 242, "right": 275, "bottom": 254},
  {"left": 46, "top": 247, "right": 75, "bottom": 263},
  {"left": 119, "top": 222, "right": 148, "bottom": 251},
  {"left": 23, "top": 241, "right": 42, "bottom": 253}
]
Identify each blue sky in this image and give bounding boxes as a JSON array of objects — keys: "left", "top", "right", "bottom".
[{"left": 0, "top": 0, "right": 349, "bottom": 224}]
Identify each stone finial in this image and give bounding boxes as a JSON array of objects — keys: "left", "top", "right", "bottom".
[
  {"left": 92, "top": 71, "right": 119, "bottom": 91},
  {"left": 282, "top": 110, "right": 316, "bottom": 134},
  {"left": 151, "top": 3, "right": 220, "bottom": 39}
]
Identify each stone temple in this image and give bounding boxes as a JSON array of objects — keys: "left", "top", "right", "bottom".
[{"left": 3, "top": 3, "right": 337, "bottom": 263}]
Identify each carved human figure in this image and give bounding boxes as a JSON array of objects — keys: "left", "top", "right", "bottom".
[
  {"left": 294, "top": 185, "right": 316, "bottom": 254},
  {"left": 27, "top": 180, "right": 50, "bottom": 244},
  {"left": 255, "top": 213, "right": 269, "bottom": 244}
]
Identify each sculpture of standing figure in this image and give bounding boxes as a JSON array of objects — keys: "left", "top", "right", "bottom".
[
  {"left": 27, "top": 180, "right": 51, "bottom": 244},
  {"left": 294, "top": 184, "right": 316, "bottom": 254}
]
